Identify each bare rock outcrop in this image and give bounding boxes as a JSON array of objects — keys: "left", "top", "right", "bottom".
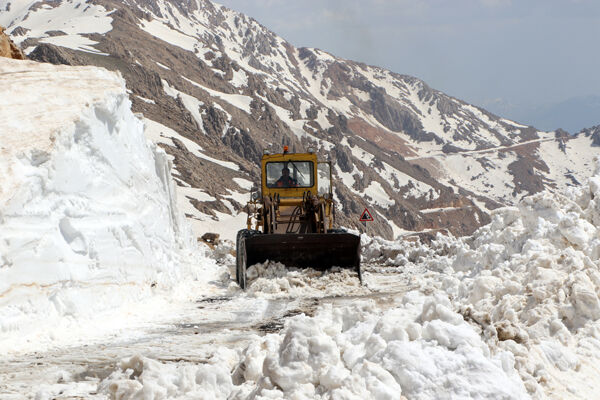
[
  {"left": 580, "top": 125, "right": 600, "bottom": 147},
  {"left": 27, "top": 43, "right": 84, "bottom": 65},
  {"left": 0, "top": 26, "right": 26, "bottom": 60}
]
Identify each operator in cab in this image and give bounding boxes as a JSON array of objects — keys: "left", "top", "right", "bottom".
[{"left": 275, "top": 167, "right": 297, "bottom": 187}]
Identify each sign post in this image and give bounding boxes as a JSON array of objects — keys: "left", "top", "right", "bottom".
[{"left": 359, "top": 208, "right": 374, "bottom": 234}]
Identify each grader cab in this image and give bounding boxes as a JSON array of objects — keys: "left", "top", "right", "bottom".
[{"left": 235, "top": 147, "right": 361, "bottom": 288}]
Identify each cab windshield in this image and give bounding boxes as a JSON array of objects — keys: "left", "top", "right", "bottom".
[{"left": 266, "top": 161, "right": 314, "bottom": 188}]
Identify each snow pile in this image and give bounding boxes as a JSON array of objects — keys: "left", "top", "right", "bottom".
[
  {"left": 0, "top": 59, "right": 202, "bottom": 353},
  {"left": 360, "top": 159, "right": 600, "bottom": 398},
  {"left": 243, "top": 262, "right": 368, "bottom": 298},
  {"left": 233, "top": 298, "right": 527, "bottom": 400},
  {"left": 99, "top": 350, "right": 238, "bottom": 399},
  {"left": 442, "top": 158, "right": 600, "bottom": 398},
  {"left": 101, "top": 297, "right": 528, "bottom": 399}
]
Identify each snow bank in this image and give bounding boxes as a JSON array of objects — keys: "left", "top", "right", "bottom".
[
  {"left": 99, "top": 350, "right": 238, "bottom": 399},
  {"left": 235, "top": 298, "right": 527, "bottom": 400},
  {"left": 0, "top": 59, "right": 204, "bottom": 353},
  {"left": 101, "top": 296, "right": 528, "bottom": 399},
  {"left": 360, "top": 159, "right": 600, "bottom": 398},
  {"left": 443, "top": 157, "right": 600, "bottom": 398}
]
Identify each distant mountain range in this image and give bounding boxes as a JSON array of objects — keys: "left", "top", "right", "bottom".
[
  {"left": 484, "top": 95, "right": 600, "bottom": 134},
  {"left": 1, "top": 0, "right": 597, "bottom": 240}
]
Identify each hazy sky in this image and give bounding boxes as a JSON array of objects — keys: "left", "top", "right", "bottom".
[{"left": 217, "top": 0, "right": 600, "bottom": 130}]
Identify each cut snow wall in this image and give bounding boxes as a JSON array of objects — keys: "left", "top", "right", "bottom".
[{"left": 0, "top": 59, "right": 196, "bottom": 339}]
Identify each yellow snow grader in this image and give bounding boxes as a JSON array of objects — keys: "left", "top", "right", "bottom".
[{"left": 236, "top": 146, "right": 361, "bottom": 288}]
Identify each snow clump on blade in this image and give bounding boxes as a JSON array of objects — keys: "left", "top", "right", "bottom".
[{"left": 244, "top": 261, "right": 368, "bottom": 298}]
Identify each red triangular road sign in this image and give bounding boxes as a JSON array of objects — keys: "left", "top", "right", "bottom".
[{"left": 359, "top": 208, "right": 374, "bottom": 222}]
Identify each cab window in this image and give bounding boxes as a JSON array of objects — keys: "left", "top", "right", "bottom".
[
  {"left": 317, "top": 162, "right": 331, "bottom": 195},
  {"left": 266, "top": 161, "right": 314, "bottom": 188}
]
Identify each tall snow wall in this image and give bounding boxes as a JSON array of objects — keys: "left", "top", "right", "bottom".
[{"left": 0, "top": 59, "right": 197, "bottom": 346}]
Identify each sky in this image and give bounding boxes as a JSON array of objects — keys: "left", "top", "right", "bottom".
[{"left": 216, "top": 0, "right": 600, "bottom": 132}]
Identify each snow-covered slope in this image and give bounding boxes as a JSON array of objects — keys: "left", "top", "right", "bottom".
[
  {"left": 0, "top": 0, "right": 113, "bottom": 54},
  {"left": 0, "top": 58, "right": 207, "bottom": 353}
]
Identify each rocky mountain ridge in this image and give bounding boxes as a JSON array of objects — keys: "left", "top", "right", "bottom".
[{"left": 1, "top": 0, "right": 597, "bottom": 240}]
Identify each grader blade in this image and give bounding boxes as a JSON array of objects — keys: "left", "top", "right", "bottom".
[{"left": 244, "top": 232, "right": 361, "bottom": 272}]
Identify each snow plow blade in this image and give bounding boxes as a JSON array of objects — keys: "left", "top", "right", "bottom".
[
  {"left": 247, "top": 233, "right": 361, "bottom": 269},
  {"left": 236, "top": 231, "right": 361, "bottom": 289}
]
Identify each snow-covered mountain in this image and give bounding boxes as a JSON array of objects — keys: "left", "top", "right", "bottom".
[
  {"left": 2, "top": 39, "right": 600, "bottom": 400},
  {"left": 1, "top": 0, "right": 597, "bottom": 240},
  {"left": 487, "top": 95, "right": 600, "bottom": 134}
]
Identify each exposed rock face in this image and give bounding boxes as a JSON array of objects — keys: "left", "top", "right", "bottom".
[
  {"left": 0, "top": 26, "right": 25, "bottom": 60},
  {"left": 580, "top": 125, "right": 600, "bottom": 147},
  {"left": 28, "top": 43, "right": 82, "bottom": 65},
  {"left": 2, "top": 0, "right": 597, "bottom": 239}
]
